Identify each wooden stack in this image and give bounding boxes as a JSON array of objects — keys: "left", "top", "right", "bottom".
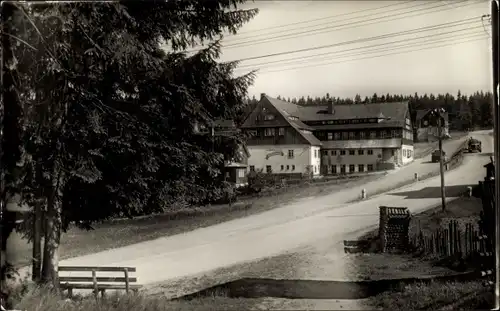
[{"left": 379, "top": 206, "right": 411, "bottom": 253}]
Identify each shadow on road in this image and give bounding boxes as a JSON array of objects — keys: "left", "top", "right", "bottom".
[
  {"left": 421, "top": 160, "right": 439, "bottom": 164},
  {"left": 174, "top": 272, "right": 480, "bottom": 300},
  {"left": 389, "top": 185, "right": 472, "bottom": 199}
]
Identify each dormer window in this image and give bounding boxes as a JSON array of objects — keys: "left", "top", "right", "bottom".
[
  {"left": 264, "top": 114, "right": 275, "bottom": 120},
  {"left": 288, "top": 116, "right": 298, "bottom": 121}
]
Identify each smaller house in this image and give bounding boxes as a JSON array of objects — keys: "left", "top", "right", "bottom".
[
  {"left": 214, "top": 119, "right": 251, "bottom": 188},
  {"left": 414, "top": 109, "right": 449, "bottom": 142},
  {"left": 224, "top": 144, "right": 250, "bottom": 188},
  {"left": 193, "top": 118, "right": 250, "bottom": 187}
]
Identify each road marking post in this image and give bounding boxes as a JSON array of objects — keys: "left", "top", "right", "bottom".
[
  {"left": 414, "top": 173, "right": 419, "bottom": 181},
  {"left": 361, "top": 189, "right": 366, "bottom": 200}
]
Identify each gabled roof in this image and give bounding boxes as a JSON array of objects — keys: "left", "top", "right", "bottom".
[
  {"left": 241, "top": 95, "right": 321, "bottom": 146},
  {"left": 262, "top": 95, "right": 321, "bottom": 146},
  {"left": 263, "top": 96, "right": 314, "bottom": 131},
  {"left": 416, "top": 109, "right": 449, "bottom": 121},
  {"left": 297, "top": 101, "right": 409, "bottom": 123}
]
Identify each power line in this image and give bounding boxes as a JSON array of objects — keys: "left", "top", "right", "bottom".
[
  {"left": 239, "top": 30, "right": 486, "bottom": 72},
  {"left": 186, "top": 1, "right": 417, "bottom": 52},
  {"left": 236, "top": 23, "right": 486, "bottom": 70},
  {"left": 188, "top": 0, "right": 480, "bottom": 53},
  {"left": 251, "top": 35, "right": 488, "bottom": 75},
  {"left": 222, "top": 0, "right": 476, "bottom": 49},
  {"left": 230, "top": 16, "right": 483, "bottom": 63},
  {"left": 223, "top": 1, "right": 434, "bottom": 44},
  {"left": 229, "top": 1, "right": 414, "bottom": 37}
]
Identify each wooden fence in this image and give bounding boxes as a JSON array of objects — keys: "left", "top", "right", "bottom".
[
  {"left": 410, "top": 164, "right": 495, "bottom": 288},
  {"left": 410, "top": 221, "right": 484, "bottom": 259}
]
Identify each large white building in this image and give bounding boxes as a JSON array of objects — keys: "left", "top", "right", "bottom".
[{"left": 240, "top": 94, "right": 414, "bottom": 177}]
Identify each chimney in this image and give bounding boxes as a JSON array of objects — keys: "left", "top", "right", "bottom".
[
  {"left": 327, "top": 99, "right": 334, "bottom": 114},
  {"left": 260, "top": 93, "right": 266, "bottom": 100}
]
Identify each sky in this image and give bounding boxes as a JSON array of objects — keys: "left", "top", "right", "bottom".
[{"left": 211, "top": 0, "right": 493, "bottom": 99}]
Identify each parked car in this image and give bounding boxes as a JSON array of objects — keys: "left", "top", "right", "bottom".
[
  {"left": 466, "top": 138, "right": 482, "bottom": 153},
  {"left": 431, "top": 150, "right": 447, "bottom": 163}
]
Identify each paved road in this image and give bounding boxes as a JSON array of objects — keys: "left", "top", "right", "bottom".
[{"left": 55, "top": 132, "right": 488, "bottom": 286}]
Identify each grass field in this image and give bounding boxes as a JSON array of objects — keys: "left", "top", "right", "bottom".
[{"left": 368, "top": 280, "right": 494, "bottom": 310}]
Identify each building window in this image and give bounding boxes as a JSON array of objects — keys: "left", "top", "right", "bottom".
[
  {"left": 281, "top": 165, "right": 284, "bottom": 170},
  {"left": 250, "top": 165, "right": 255, "bottom": 172},
  {"left": 334, "top": 132, "right": 341, "bottom": 140},
  {"left": 327, "top": 132, "right": 333, "bottom": 140},
  {"left": 358, "top": 150, "right": 364, "bottom": 155},
  {"left": 331, "top": 165, "right": 337, "bottom": 174},
  {"left": 359, "top": 132, "right": 365, "bottom": 139},
  {"left": 391, "top": 130, "right": 398, "bottom": 138},
  {"left": 342, "top": 132, "right": 348, "bottom": 140},
  {"left": 349, "top": 150, "right": 355, "bottom": 155},
  {"left": 367, "top": 149, "right": 373, "bottom": 155},
  {"left": 314, "top": 165, "right": 317, "bottom": 173},
  {"left": 340, "top": 150, "right": 346, "bottom": 155},
  {"left": 331, "top": 150, "right": 336, "bottom": 156},
  {"left": 380, "top": 130, "right": 386, "bottom": 138},
  {"left": 264, "top": 114, "right": 275, "bottom": 120},
  {"left": 367, "top": 164, "right": 374, "bottom": 171},
  {"left": 264, "top": 128, "right": 275, "bottom": 136},
  {"left": 238, "top": 169, "right": 245, "bottom": 178},
  {"left": 349, "top": 132, "right": 355, "bottom": 139},
  {"left": 349, "top": 164, "right": 355, "bottom": 173},
  {"left": 315, "top": 150, "right": 319, "bottom": 158},
  {"left": 358, "top": 164, "right": 364, "bottom": 172},
  {"left": 292, "top": 165, "right": 295, "bottom": 171},
  {"left": 287, "top": 165, "right": 290, "bottom": 170},
  {"left": 391, "top": 150, "right": 395, "bottom": 156},
  {"left": 278, "top": 127, "right": 285, "bottom": 136},
  {"left": 288, "top": 150, "right": 294, "bottom": 158},
  {"left": 247, "top": 130, "right": 257, "bottom": 137},
  {"left": 266, "top": 165, "right": 272, "bottom": 173},
  {"left": 407, "top": 150, "right": 412, "bottom": 158},
  {"left": 403, "top": 149, "right": 407, "bottom": 157},
  {"left": 340, "top": 165, "right": 346, "bottom": 173},
  {"left": 370, "top": 131, "right": 376, "bottom": 138},
  {"left": 323, "top": 150, "right": 328, "bottom": 156}
]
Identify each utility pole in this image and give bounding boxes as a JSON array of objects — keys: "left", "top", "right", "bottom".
[{"left": 436, "top": 109, "right": 446, "bottom": 212}]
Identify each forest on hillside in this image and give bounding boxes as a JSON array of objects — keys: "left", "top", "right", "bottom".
[{"left": 246, "top": 90, "right": 493, "bottom": 130}]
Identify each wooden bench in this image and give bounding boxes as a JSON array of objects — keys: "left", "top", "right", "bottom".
[{"left": 59, "top": 266, "right": 142, "bottom": 298}]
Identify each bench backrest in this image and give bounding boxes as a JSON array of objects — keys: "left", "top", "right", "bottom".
[{"left": 59, "top": 266, "right": 138, "bottom": 292}]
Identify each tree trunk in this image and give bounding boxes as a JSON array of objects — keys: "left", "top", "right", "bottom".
[
  {"left": 41, "top": 166, "right": 64, "bottom": 288},
  {"left": 32, "top": 200, "right": 43, "bottom": 282},
  {"left": 41, "top": 202, "right": 62, "bottom": 288},
  {"left": 1, "top": 3, "right": 31, "bottom": 308}
]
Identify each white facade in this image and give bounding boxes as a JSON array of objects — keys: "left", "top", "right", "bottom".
[
  {"left": 401, "top": 144, "right": 414, "bottom": 165},
  {"left": 247, "top": 145, "right": 321, "bottom": 176},
  {"left": 321, "top": 144, "right": 414, "bottom": 174}
]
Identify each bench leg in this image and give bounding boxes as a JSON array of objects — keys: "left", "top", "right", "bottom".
[
  {"left": 68, "top": 288, "right": 73, "bottom": 299},
  {"left": 100, "top": 289, "right": 106, "bottom": 298}
]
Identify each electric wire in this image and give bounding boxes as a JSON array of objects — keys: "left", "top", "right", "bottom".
[
  {"left": 251, "top": 35, "right": 489, "bottom": 75},
  {"left": 236, "top": 23, "right": 486, "bottom": 70},
  {"left": 230, "top": 16, "right": 483, "bottom": 63},
  {"left": 222, "top": 0, "right": 477, "bottom": 49}
]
